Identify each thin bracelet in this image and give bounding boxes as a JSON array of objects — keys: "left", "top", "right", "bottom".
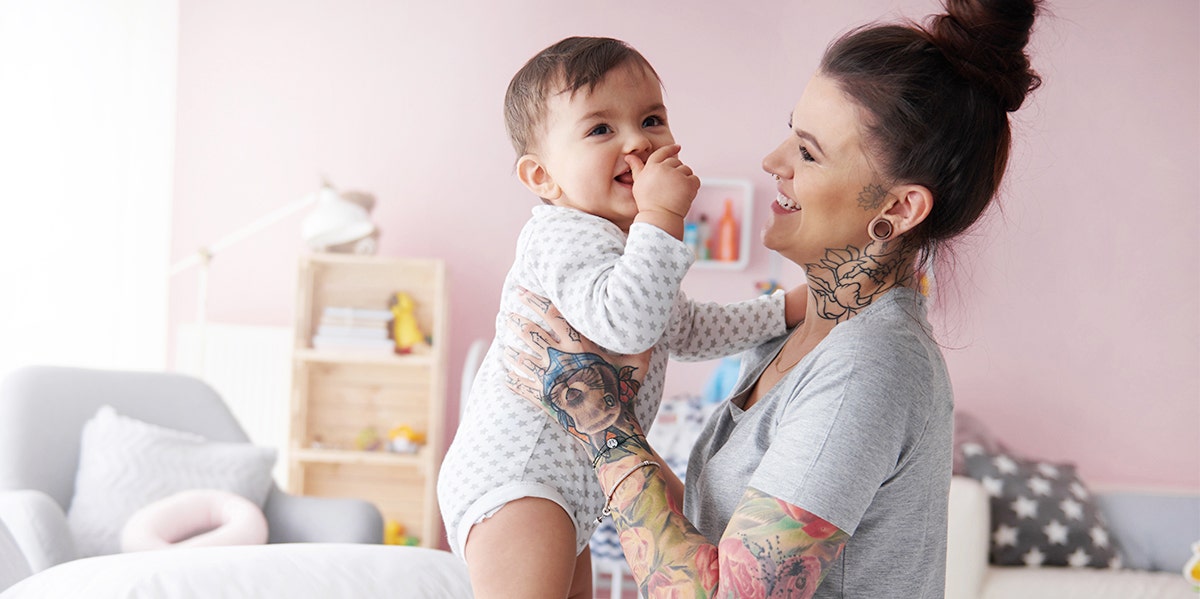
[
  {"left": 590, "top": 433, "right": 646, "bottom": 469},
  {"left": 594, "top": 460, "right": 659, "bottom": 524}
]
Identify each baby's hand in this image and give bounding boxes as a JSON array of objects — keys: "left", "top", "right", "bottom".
[{"left": 626, "top": 144, "right": 700, "bottom": 223}]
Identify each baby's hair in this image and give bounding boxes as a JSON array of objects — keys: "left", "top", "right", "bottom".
[
  {"left": 820, "top": 0, "right": 1042, "bottom": 263},
  {"left": 504, "top": 36, "right": 660, "bottom": 160}
]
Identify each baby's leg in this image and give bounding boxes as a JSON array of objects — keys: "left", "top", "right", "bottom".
[
  {"left": 464, "top": 496, "right": 589, "bottom": 599},
  {"left": 567, "top": 546, "right": 594, "bottom": 599}
]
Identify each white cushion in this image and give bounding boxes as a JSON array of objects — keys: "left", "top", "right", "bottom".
[
  {"left": 0, "top": 489, "right": 77, "bottom": 572},
  {"left": 0, "top": 544, "right": 473, "bottom": 598},
  {"left": 946, "top": 476, "right": 990, "bottom": 599},
  {"left": 0, "top": 518, "right": 32, "bottom": 592},
  {"left": 982, "top": 565, "right": 1195, "bottom": 599},
  {"left": 120, "top": 489, "right": 268, "bottom": 552},
  {"left": 66, "top": 406, "right": 276, "bottom": 557}
]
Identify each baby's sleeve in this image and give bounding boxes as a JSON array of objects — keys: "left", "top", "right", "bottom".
[
  {"left": 525, "top": 213, "right": 693, "bottom": 354},
  {"left": 664, "top": 291, "right": 787, "bottom": 361}
]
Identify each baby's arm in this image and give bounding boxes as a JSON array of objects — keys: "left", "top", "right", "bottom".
[
  {"left": 524, "top": 210, "right": 695, "bottom": 355},
  {"left": 628, "top": 144, "right": 700, "bottom": 241},
  {"left": 664, "top": 291, "right": 789, "bottom": 362}
]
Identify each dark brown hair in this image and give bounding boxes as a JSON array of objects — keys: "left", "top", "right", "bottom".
[
  {"left": 821, "top": 0, "right": 1042, "bottom": 257},
  {"left": 504, "top": 36, "right": 660, "bottom": 158}
]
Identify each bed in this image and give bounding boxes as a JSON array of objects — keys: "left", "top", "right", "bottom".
[{"left": 0, "top": 542, "right": 473, "bottom": 598}]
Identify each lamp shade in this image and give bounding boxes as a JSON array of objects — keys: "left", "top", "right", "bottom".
[{"left": 301, "top": 186, "right": 376, "bottom": 250}]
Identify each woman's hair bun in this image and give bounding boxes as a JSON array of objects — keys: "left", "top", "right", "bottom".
[{"left": 927, "top": 0, "right": 1042, "bottom": 111}]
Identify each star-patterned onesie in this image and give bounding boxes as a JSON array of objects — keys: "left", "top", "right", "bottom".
[{"left": 437, "top": 204, "right": 786, "bottom": 557}]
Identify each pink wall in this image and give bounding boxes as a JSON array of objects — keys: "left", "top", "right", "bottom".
[{"left": 171, "top": 0, "right": 1199, "bottom": 490}]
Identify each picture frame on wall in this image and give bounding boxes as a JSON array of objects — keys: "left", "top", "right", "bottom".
[{"left": 684, "top": 178, "right": 753, "bottom": 270}]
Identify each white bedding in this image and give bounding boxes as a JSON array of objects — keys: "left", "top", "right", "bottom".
[
  {"left": 0, "top": 543, "right": 473, "bottom": 598},
  {"left": 981, "top": 566, "right": 1195, "bottom": 599}
]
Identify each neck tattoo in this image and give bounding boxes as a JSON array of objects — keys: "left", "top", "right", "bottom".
[
  {"left": 774, "top": 239, "right": 917, "bottom": 374},
  {"left": 805, "top": 240, "right": 915, "bottom": 324}
]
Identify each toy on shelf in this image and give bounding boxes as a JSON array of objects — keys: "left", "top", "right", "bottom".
[
  {"left": 755, "top": 252, "right": 784, "bottom": 296},
  {"left": 754, "top": 280, "right": 781, "bottom": 295},
  {"left": 383, "top": 519, "right": 420, "bottom": 546},
  {"left": 388, "top": 292, "right": 427, "bottom": 354},
  {"left": 354, "top": 427, "right": 384, "bottom": 452},
  {"left": 387, "top": 425, "right": 426, "bottom": 454}
]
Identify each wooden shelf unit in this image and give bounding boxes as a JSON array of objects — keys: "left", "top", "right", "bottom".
[{"left": 287, "top": 253, "right": 448, "bottom": 547}]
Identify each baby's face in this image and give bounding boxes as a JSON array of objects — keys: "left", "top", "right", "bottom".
[{"left": 534, "top": 62, "right": 674, "bottom": 231}]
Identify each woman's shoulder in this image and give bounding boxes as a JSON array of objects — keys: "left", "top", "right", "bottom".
[
  {"left": 832, "top": 287, "right": 930, "bottom": 344},
  {"left": 812, "top": 288, "right": 945, "bottom": 380}
]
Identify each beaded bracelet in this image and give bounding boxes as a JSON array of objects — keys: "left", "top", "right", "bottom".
[{"left": 594, "top": 460, "right": 659, "bottom": 524}]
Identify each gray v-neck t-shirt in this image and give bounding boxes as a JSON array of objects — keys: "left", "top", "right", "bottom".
[{"left": 685, "top": 287, "right": 953, "bottom": 598}]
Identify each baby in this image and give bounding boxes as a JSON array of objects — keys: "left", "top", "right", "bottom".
[{"left": 436, "top": 36, "right": 801, "bottom": 597}]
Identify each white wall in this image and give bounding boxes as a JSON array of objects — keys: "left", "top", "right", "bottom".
[{"left": 0, "top": 0, "right": 178, "bottom": 375}]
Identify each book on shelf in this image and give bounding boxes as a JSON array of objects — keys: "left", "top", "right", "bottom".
[
  {"left": 311, "top": 334, "right": 395, "bottom": 353},
  {"left": 315, "top": 324, "right": 389, "bottom": 340},
  {"left": 322, "top": 306, "right": 392, "bottom": 322}
]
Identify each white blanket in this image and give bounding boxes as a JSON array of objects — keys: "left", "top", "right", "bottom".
[{"left": 1, "top": 543, "right": 472, "bottom": 598}]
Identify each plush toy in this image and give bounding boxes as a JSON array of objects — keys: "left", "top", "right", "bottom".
[
  {"left": 325, "top": 190, "right": 380, "bottom": 255},
  {"left": 388, "top": 292, "right": 426, "bottom": 354},
  {"left": 388, "top": 425, "right": 426, "bottom": 454}
]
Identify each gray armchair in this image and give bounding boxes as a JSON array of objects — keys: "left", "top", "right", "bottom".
[{"left": 0, "top": 365, "right": 382, "bottom": 575}]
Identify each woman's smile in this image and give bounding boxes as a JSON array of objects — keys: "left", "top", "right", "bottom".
[{"left": 773, "top": 191, "right": 800, "bottom": 213}]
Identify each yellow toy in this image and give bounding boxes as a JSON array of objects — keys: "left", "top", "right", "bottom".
[
  {"left": 1185, "top": 541, "right": 1200, "bottom": 591},
  {"left": 389, "top": 292, "right": 425, "bottom": 354},
  {"left": 384, "top": 519, "right": 405, "bottom": 545},
  {"left": 383, "top": 519, "right": 421, "bottom": 546},
  {"left": 388, "top": 424, "right": 426, "bottom": 454}
]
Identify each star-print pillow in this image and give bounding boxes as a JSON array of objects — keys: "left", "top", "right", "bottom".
[{"left": 961, "top": 444, "right": 1122, "bottom": 568}]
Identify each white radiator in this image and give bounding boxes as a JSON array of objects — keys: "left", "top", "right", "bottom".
[{"left": 175, "top": 322, "right": 293, "bottom": 486}]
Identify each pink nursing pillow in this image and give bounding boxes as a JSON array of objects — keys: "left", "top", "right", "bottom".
[{"left": 120, "top": 489, "right": 268, "bottom": 552}]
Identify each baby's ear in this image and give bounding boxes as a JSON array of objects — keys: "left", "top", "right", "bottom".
[{"left": 516, "top": 154, "right": 561, "bottom": 201}]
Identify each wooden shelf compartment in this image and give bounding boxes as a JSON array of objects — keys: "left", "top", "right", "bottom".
[
  {"left": 294, "top": 253, "right": 444, "bottom": 352},
  {"left": 290, "top": 447, "right": 427, "bottom": 468},
  {"left": 289, "top": 461, "right": 438, "bottom": 545},
  {"left": 290, "top": 359, "right": 434, "bottom": 452},
  {"left": 288, "top": 253, "right": 448, "bottom": 549}
]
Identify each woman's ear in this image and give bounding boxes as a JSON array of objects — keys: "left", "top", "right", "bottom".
[
  {"left": 516, "top": 154, "right": 562, "bottom": 201},
  {"left": 884, "top": 184, "right": 933, "bottom": 236}
]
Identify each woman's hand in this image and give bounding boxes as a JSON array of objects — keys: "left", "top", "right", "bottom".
[{"left": 503, "top": 288, "right": 652, "bottom": 461}]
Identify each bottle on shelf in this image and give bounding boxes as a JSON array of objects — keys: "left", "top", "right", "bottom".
[
  {"left": 683, "top": 221, "right": 700, "bottom": 259},
  {"left": 714, "top": 199, "right": 739, "bottom": 262},
  {"left": 697, "top": 214, "right": 711, "bottom": 260}
]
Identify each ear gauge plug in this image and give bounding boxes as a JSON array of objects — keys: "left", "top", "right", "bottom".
[{"left": 869, "top": 217, "right": 894, "bottom": 241}]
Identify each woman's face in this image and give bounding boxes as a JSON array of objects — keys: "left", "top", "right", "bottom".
[{"left": 761, "top": 73, "right": 884, "bottom": 267}]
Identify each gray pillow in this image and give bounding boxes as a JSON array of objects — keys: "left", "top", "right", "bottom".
[{"left": 962, "top": 444, "right": 1121, "bottom": 568}]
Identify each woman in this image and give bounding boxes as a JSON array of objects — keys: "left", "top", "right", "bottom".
[{"left": 505, "top": 0, "right": 1042, "bottom": 596}]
